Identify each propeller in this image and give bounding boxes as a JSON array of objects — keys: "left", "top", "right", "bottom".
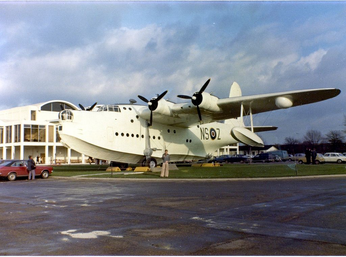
[
  {"left": 79, "top": 102, "right": 98, "bottom": 111},
  {"left": 177, "top": 78, "right": 211, "bottom": 122},
  {"left": 138, "top": 90, "right": 168, "bottom": 126}
]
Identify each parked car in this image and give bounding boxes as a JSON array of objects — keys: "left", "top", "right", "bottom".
[
  {"left": 295, "top": 153, "right": 325, "bottom": 164},
  {"left": 210, "top": 154, "right": 250, "bottom": 163},
  {"left": 0, "top": 160, "right": 53, "bottom": 181},
  {"left": 323, "top": 153, "right": 346, "bottom": 163},
  {"left": 267, "top": 150, "right": 289, "bottom": 161},
  {"left": 210, "top": 155, "right": 230, "bottom": 163},
  {"left": 293, "top": 153, "right": 305, "bottom": 161},
  {"left": 252, "top": 153, "right": 281, "bottom": 162}
]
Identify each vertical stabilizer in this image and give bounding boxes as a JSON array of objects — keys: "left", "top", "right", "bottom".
[
  {"left": 225, "top": 82, "right": 244, "bottom": 126},
  {"left": 229, "top": 82, "right": 242, "bottom": 97}
]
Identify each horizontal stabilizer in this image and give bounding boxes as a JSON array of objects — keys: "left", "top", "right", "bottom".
[
  {"left": 245, "top": 126, "right": 278, "bottom": 132},
  {"left": 231, "top": 127, "right": 264, "bottom": 147}
]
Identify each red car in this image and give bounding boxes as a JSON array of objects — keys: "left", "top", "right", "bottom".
[{"left": 0, "top": 160, "right": 53, "bottom": 181}]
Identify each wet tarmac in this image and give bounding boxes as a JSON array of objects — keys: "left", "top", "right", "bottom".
[{"left": 1, "top": 176, "right": 346, "bottom": 255}]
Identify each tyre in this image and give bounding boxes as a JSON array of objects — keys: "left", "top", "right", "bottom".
[
  {"left": 337, "top": 159, "right": 342, "bottom": 164},
  {"left": 141, "top": 157, "right": 157, "bottom": 167},
  {"left": 41, "top": 170, "right": 49, "bottom": 179},
  {"left": 149, "top": 158, "right": 157, "bottom": 168},
  {"left": 298, "top": 160, "right": 303, "bottom": 164},
  {"left": 7, "top": 173, "right": 17, "bottom": 181}
]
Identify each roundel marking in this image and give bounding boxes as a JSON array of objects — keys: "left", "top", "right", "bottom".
[{"left": 210, "top": 128, "right": 217, "bottom": 140}]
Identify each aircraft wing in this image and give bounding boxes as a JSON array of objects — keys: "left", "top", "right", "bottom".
[
  {"left": 139, "top": 88, "right": 340, "bottom": 127},
  {"left": 212, "top": 88, "right": 341, "bottom": 121}
]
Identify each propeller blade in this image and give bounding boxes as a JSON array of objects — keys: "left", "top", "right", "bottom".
[
  {"left": 156, "top": 90, "right": 168, "bottom": 101},
  {"left": 199, "top": 78, "right": 211, "bottom": 94},
  {"left": 197, "top": 105, "right": 202, "bottom": 122},
  {"left": 87, "top": 102, "right": 97, "bottom": 111},
  {"left": 149, "top": 111, "right": 153, "bottom": 126},
  {"left": 138, "top": 95, "right": 149, "bottom": 103},
  {"left": 177, "top": 95, "right": 192, "bottom": 99},
  {"left": 79, "top": 104, "right": 85, "bottom": 110}
]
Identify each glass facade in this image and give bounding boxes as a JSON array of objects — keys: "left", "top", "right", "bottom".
[
  {"left": 24, "top": 125, "right": 46, "bottom": 142},
  {"left": 1, "top": 124, "right": 60, "bottom": 144}
]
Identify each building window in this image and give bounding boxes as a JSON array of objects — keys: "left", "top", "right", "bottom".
[
  {"left": 6, "top": 126, "right": 12, "bottom": 143},
  {"left": 31, "top": 111, "right": 36, "bottom": 121},
  {"left": 41, "top": 102, "right": 75, "bottom": 111},
  {"left": 24, "top": 125, "right": 46, "bottom": 142},
  {"left": 39, "top": 125, "right": 46, "bottom": 142},
  {"left": 56, "top": 126, "right": 61, "bottom": 142},
  {"left": 14, "top": 125, "right": 21, "bottom": 143},
  {"left": 59, "top": 110, "right": 73, "bottom": 121},
  {"left": 32, "top": 125, "right": 38, "bottom": 142},
  {"left": 48, "top": 125, "right": 54, "bottom": 142},
  {"left": 0, "top": 127, "right": 3, "bottom": 144},
  {"left": 24, "top": 125, "right": 30, "bottom": 142}
]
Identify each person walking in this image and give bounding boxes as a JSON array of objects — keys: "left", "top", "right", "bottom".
[
  {"left": 27, "top": 155, "right": 36, "bottom": 180},
  {"left": 160, "top": 150, "right": 170, "bottom": 178}
]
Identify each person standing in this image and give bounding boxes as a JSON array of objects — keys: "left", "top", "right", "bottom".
[
  {"left": 305, "top": 148, "right": 311, "bottom": 164},
  {"left": 311, "top": 148, "right": 317, "bottom": 164},
  {"left": 27, "top": 155, "right": 36, "bottom": 180},
  {"left": 160, "top": 150, "right": 170, "bottom": 178}
]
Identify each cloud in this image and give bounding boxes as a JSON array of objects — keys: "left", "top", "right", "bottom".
[{"left": 0, "top": 2, "right": 345, "bottom": 144}]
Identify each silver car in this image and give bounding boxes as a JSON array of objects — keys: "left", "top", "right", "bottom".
[{"left": 323, "top": 152, "right": 346, "bottom": 163}]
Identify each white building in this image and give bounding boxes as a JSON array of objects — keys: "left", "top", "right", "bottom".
[{"left": 0, "top": 100, "right": 88, "bottom": 164}]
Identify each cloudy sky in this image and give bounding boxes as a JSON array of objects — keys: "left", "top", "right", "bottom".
[{"left": 0, "top": 1, "right": 345, "bottom": 144}]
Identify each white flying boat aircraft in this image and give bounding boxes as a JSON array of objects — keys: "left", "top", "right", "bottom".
[{"left": 57, "top": 79, "right": 340, "bottom": 167}]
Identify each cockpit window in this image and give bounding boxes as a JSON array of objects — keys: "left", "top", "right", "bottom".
[
  {"left": 59, "top": 110, "right": 74, "bottom": 121},
  {"left": 97, "top": 105, "right": 121, "bottom": 112}
]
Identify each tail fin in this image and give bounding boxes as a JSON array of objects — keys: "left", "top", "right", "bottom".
[
  {"left": 225, "top": 82, "right": 243, "bottom": 126},
  {"left": 229, "top": 82, "right": 242, "bottom": 97}
]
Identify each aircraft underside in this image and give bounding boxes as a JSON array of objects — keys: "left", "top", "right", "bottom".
[{"left": 59, "top": 133, "right": 207, "bottom": 165}]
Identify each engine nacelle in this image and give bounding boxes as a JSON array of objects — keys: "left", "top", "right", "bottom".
[
  {"left": 198, "top": 92, "right": 221, "bottom": 112},
  {"left": 153, "top": 98, "right": 173, "bottom": 116}
]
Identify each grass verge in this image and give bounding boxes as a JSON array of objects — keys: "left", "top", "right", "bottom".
[{"left": 51, "top": 163, "right": 346, "bottom": 179}]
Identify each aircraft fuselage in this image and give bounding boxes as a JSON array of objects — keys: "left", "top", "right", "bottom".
[{"left": 58, "top": 104, "right": 240, "bottom": 164}]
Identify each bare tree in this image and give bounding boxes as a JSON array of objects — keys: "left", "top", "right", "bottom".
[
  {"left": 326, "top": 130, "right": 344, "bottom": 151},
  {"left": 284, "top": 137, "right": 300, "bottom": 145},
  {"left": 304, "top": 129, "right": 322, "bottom": 145}
]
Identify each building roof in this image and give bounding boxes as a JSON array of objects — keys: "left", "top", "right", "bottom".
[
  {"left": 0, "top": 100, "right": 80, "bottom": 124},
  {"left": 36, "top": 100, "right": 80, "bottom": 111}
]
